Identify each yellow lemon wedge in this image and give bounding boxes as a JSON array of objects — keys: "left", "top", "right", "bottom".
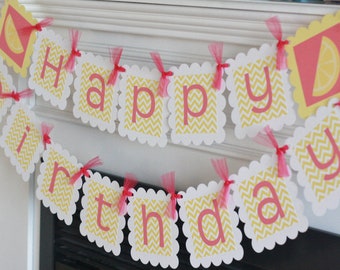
[
  {"left": 313, "top": 36, "right": 340, "bottom": 97},
  {"left": 4, "top": 14, "right": 24, "bottom": 54}
]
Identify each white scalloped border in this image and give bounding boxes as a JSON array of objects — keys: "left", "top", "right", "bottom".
[
  {"left": 168, "top": 62, "right": 227, "bottom": 145},
  {"left": 28, "top": 29, "right": 73, "bottom": 110},
  {"left": 36, "top": 143, "right": 82, "bottom": 225},
  {"left": 127, "top": 187, "right": 179, "bottom": 269},
  {"left": 73, "top": 52, "right": 118, "bottom": 133},
  {"left": 286, "top": 99, "right": 340, "bottom": 216},
  {"left": 79, "top": 171, "right": 125, "bottom": 255},
  {"left": 0, "top": 58, "right": 14, "bottom": 122},
  {"left": 118, "top": 65, "right": 169, "bottom": 147},
  {"left": 178, "top": 181, "right": 243, "bottom": 268},
  {"left": 0, "top": 103, "right": 43, "bottom": 182},
  {"left": 226, "top": 43, "right": 296, "bottom": 139},
  {"left": 232, "top": 154, "right": 308, "bottom": 253}
]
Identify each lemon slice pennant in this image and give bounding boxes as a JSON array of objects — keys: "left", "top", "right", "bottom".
[
  {"left": 4, "top": 14, "right": 24, "bottom": 54},
  {"left": 313, "top": 36, "right": 340, "bottom": 97}
]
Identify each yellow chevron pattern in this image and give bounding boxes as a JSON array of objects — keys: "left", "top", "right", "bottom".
[
  {"left": 233, "top": 56, "right": 288, "bottom": 128},
  {"left": 132, "top": 198, "right": 172, "bottom": 256},
  {"left": 84, "top": 179, "right": 120, "bottom": 245},
  {"left": 41, "top": 149, "right": 78, "bottom": 214},
  {"left": 173, "top": 73, "right": 217, "bottom": 134},
  {"left": 123, "top": 76, "right": 164, "bottom": 137},
  {"left": 0, "top": 73, "right": 10, "bottom": 110},
  {"left": 77, "top": 62, "right": 115, "bottom": 123},
  {"left": 238, "top": 166, "right": 298, "bottom": 240},
  {"left": 294, "top": 111, "right": 340, "bottom": 202},
  {"left": 184, "top": 192, "right": 236, "bottom": 258},
  {"left": 32, "top": 37, "right": 68, "bottom": 100},
  {"left": 5, "top": 108, "right": 41, "bottom": 171}
]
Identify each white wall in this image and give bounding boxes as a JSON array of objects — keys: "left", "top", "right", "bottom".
[
  {"left": 0, "top": 1, "right": 340, "bottom": 269},
  {"left": 0, "top": 152, "right": 29, "bottom": 270}
]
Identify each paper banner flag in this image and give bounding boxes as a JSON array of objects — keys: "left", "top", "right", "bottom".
[
  {"left": 73, "top": 52, "right": 118, "bottom": 133},
  {"left": 0, "top": 0, "right": 37, "bottom": 77},
  {"left": 233, "top": 154, "right": 308, "bottom": 253},
  {"left": 287, "top": 99, "right": 340, "bottom": 216},
  {"left": 79, "top": 171, "right": 125, "bottom": 255},
  {"left": 178, "top": 181, "right": 243, "bottom": 268},
  {"left": 226, "top": 43, "right": 295, "bottom": 139},
  {"left": 287, "top": 12, "right": 340, "bottom": 119},
  {"left": 168, "top": 62, "right": 226, "bottom": 145},
  {"left": 127, "top": 187, "right": 179, "bottom": 269},
  {"left": 0, "top": 58, "right": 15, "bottom": 122},
  {"left": 36, "top": 143, "right": 82, "bottom": 225},
  {"left": 0, "top": 103, "right": 43, "bottom": 181},
  {"left": 28, "top": 29, "right": 73, "bottom": 110},
  {"left": 118, "top": 65, "right": 169, "bottom": 147}
]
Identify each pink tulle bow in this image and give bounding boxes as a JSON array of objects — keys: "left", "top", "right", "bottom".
[
  {"left": 0, "top": 89, "right": 34, "bottom": 102},
  {"left": 107, "top": 47, "right": 126, "bottom": 86},
  {"left": 150, "top": 52, "right": 173, "bottom": 97},
  {"left": 162, "top": 171, "right": 182, "bottom": 220},
  {"left": 118, "top": 173, "right": 137, "bottom": 216},
  {"left": 208, "top": 42, "right": 229, "bottom": 90},
  {"left": 254, "top": 126, "right": 290, "bottom": 178},
  {"left": 41, "top": 122, "right": 54, "bottom": 150},
  {"left": 65, "top": 29, "right": 82, "bottom": 73},
  {"left": 20, "top": 17, "right": 54, "bottom": 35},
  {"left": 211, "top": 158, "right": 234, "bottom": 208},
  {"left": 265, "top": 16, "right": 288, "bottom": 70},
  {"left": 69, "top": 156, "right": 102, "bottom": 185}
]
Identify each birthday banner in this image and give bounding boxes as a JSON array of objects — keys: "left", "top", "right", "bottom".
[{"left": 0, "top": 0, "right": 340, "bottom": 269}]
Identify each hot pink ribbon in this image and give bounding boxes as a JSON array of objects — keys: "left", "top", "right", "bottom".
[
  {"left": 265, "top": 16, "right": 288, "bottom": 70},
  {"left": 333, "top": 100, "right": 340, "bottom": 107},
  {"left": 69, "top": 156, "right": 102, "bottom": 185},
  {"left": 20, "top": 17, "right": 54, "bottom": 35},
  {"left": 41, "top": 122, "right": 54, "bottom": 150},
  {"left": 117, "top": 173, "right": 138, "bottom": 216},
  {"left": 0, "top": 89, "right": 34, "bottom": 101},
  {"left": 65, "top": 29, "right": 82, "bottom": 73},
  {"left": 208, "top": 42, "right": 229, "bottom": 90},
  {"left": 211, "top": 158, "right": 234, "bottom": 208},
  {"left": 150, "top": 52, "right": 173, "bottom": 97},
  {"left": 162, "top": 171, "right": 182, "bottom": 220},
  {"left": 107, "top": 47, "right": 126, "bottom": 86},
  {"left": 254, "top": 126, "right": 290, "bottom": 178}
]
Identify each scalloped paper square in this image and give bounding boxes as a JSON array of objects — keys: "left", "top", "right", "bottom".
[
  {"left": 177, "top": 181, "right": 243, "bottom": 268},
  {"left": 168, "top": 63, "right": 226, "bottom": 145},
  {"left": 0, "top": 103, "right": 43, "bottom": 181},
  {"left": 286, "top": 12, "right": 340, "bottom": 119},
  {"left": 127, "top": 188, "right": 179, "bottom": 269},
  {"left": 118, "top": 65, "right": 169, "bottom": 147},
  {"left": 287, "top": 100, "right": 340, "bottom": 216},
  {"left": 0, "top": 0, "right": 37, "bottom": 77},
  {"left": 226, "top": 43, "right": 295, "bottom": 139},
  {"left": 232, "top": 154, "right": 308, "bottom": 253},
  {"left": 0, "top": 58, "right": 15, "bottom": 123},
  {"left": 36, "top": 143, "right": 82, "bottom": 225},
  {"left": 73, "top": 52, "right": 118, "bottom": 133},
  {"left": 79, "top": 171, "right": 125, "bottom": 255},
  {"left": 28, "top": 29, "right": 73, "bottom": 110}
]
